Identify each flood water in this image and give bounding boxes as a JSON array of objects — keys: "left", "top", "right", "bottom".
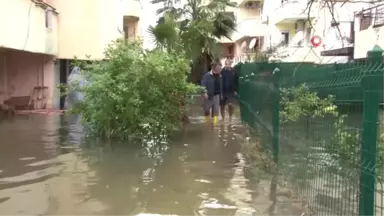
[{"left": 0, "top": 114, "right": 301, "bottom": 215}]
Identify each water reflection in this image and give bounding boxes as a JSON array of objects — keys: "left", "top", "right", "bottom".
[{"left": 0, "top": 115, "right": 300, "bottom": 215}]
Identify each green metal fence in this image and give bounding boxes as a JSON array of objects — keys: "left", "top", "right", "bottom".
[{"left": 236, "top": 46, "right": 384, "bottom": 216}]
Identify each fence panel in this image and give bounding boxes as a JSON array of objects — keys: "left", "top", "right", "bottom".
[{"left": 236, "top": 46, "right": 384, "bottom": 216}]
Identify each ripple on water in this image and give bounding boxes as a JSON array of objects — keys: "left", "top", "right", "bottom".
[
  {"left": 0, "top": 114, "right": 302, "bottom": 215},
  {"left": 136, "top": 214, "right": 178, "bottom": 216}
]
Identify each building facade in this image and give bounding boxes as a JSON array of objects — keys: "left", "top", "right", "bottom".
[
  {"left": 261, "top": 0, "right": 370, "bottom": 63},
  {"left": 219, "top": 0, "right": 266, "bottom": 65},
  {"left": 354, "top": 3, "right": 384, "bottom": 59},
  {"left": 0, "top": 0, "right": 141, "bottom": 110},
  {"left": 221, "top": 0, "right": 374, "bottom": 64}
]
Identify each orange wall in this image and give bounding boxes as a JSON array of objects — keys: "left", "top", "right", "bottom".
[{"left": 0, "top": 49, "right": 55, "bottom": 108}]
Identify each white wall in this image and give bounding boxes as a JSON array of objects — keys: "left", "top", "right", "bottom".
[
  {"left": 354, "top": 3, "right": 384, "bottom": 59},
  {"left": 263, "top": 1, "right": 370, "bottom": 63},
  {"left": 0, "top": 0, "right": 58, "bottom": 55}
]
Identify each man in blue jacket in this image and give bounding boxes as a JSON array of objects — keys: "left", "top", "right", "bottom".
[
  {"left": 220, "top": 59, "right": 238, "bottom": 121},
  {"left": 201, "top": 61, "right": 223, "bottom": 125}
]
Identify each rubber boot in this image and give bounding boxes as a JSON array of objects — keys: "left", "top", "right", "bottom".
[
  {"left": 205, "top": 116, "right": 211, "bottom": 123},
  {"left": 213, "top": 116, "right": 219, "bottom": 125}
]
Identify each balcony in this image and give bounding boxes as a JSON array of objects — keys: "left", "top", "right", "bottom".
[
  {"left": 236, "top": 0, "right": 262, "bottom": 7},
  {"left": 0, "top": 0, "right": 58, "bottom": 55},
  {"left": 121, "top": 0, "right": 141, "bottom": 18},
  {"left": 271, "top": 0, "right": 316, "bottom": 25},
  {"left": 233, "top": 18, "right": 267, "bottom": 41},
  {"left": 354, "top": 3, "right": 384, "bottom": 58},
  {"left": 219, "top": 37, "right": 234, "bottom": 43}
]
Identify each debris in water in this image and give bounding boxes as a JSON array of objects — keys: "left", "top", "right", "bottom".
[
  {"left": 19, "top": 157, "right": 36, "bottom": 161},
  {"left": 195, "top": 179, "right": 212, "bottom": 184}
]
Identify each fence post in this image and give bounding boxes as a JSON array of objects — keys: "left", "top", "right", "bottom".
[
  {"left": 272, "top": 67, "right": 281, "bottom": 164},
  {"left": 359, "top": 45, "right": 383, "bottom": 216}
]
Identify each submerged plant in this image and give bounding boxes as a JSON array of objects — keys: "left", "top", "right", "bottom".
[{"left": 65, "top": 39, "right": 199, "bottom": 142}]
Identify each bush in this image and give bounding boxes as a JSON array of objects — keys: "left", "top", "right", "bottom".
[
  {"left": 68, "top": 40, "right": 198, "bottom": 141},
  {"left": 280, "top": 84, "right": 338, "bottom": 123},
  {"left": 280, "top": 84, "right": 384, "bottom": 180}
]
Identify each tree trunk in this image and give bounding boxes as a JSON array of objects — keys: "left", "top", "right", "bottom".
[{"left": 190, "top": 53, "right": 211, "bottom": 84}]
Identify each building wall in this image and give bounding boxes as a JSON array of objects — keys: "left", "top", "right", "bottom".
[
  {"left": 354, "top": 4, "right": 384, "bottom": 59},
  {"left": 354, "top": 26, "right": 384, "bottom": 59},
  {"left": 0, "top": 0, "right": 58, "bottom": 55},
  {"left": 56, "top": 0, "right": 141, "bottom": 60},
  {"left": 220, "top": 4, "right": 264, "bottom": 42},
  {"left": 99, "top": 0, "right": 125, "bottom": 54},
  {"left": 56, "top": 0, "right": 103, "bottom": 60},
  {"left": 42, "top": 0, "right": 57, "bottom": 8},
  {"left": 263, "top": 1, "right": 365, "bottom": 63},
  {"left": 219, "top": 2, "right": 265, "bottom": 61},
  {"left": 0, "top": 49, "right": 55, "bottom": 108},
  {"left": 0, "top": 0, "right": 142, "bottom": 109},
  {"left": 236, "top": 7, "right": 262, "bottom": 23}
]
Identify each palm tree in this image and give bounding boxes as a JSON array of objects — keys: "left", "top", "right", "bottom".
[{"left": 147, "top": 0, "right": 237, "bottom": 83}]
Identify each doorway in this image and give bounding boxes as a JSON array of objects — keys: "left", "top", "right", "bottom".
[
  {"left": 59, "top": 59, "right": 69, "bottom": 109},
  {"left": 281, "top": 31, "right": 290, "bottom": 45}
]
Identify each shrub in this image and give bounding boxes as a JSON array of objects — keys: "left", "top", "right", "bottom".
[
  {"left": 68, "top": 40, "right": 198, "bottom": 141},
  {"left": 280, "top": 84, "right": 384, "bottom": 180},
  {"left": 280, "top": 84, "right": 338, "bottom": 123}
]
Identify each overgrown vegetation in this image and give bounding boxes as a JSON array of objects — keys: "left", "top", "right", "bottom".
[
  {"left": 280, "top": 84, "right": 338, "bottom": 123},
  {"left": 65, "top": 40, "right": 198, "bottom": 141},
  {"left": 280, "top": 84, "right": 384, "bottom": 179},
  {"left": 148, "top": 0, "right": 237, "bottom": 83}
]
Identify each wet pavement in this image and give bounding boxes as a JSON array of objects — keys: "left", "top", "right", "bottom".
[{"left": 0, "top": 114, "right": 302, "bottom": 215}]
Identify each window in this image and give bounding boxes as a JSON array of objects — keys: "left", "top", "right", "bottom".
[
  {"left": 45, "top": 10, "right": 52, "bottom": 29},
  {"left": 281, "top": 32, "right": 289, "bottom": 45},
  {"left": 359, "top": 10, "right": 372, "bottom": 31}
]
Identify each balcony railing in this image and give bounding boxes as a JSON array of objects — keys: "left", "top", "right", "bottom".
[
  {"left": 271, "top": 0, "right": 316, "bottom": 24},
  {"left": 356, "top": 3, "right": 384, "bottom": 30},
  {"left": 236, "top": 0, "right": 263, "bottom": 7},
  {"left": 373, "top": 4, "right": 384, "bottom": 27},
  {"left": 233, "top": 18, "right": 267, "bottom": 41}
]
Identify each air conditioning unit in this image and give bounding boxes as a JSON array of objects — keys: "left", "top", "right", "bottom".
[{"left": 245, "top": 1, "right": 260, "bottom": 9}]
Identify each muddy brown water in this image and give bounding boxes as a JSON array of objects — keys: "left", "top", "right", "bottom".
[{"left": 0, "top": 113, "right": 301, "bottom": 215}]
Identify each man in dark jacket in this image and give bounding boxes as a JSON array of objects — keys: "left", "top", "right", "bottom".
[
  {"left": 201, "top": 61, "right": 222, "bottom": 125},
  {"left": 220, "top": 59, "right": 238, "bottom": 121}
]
